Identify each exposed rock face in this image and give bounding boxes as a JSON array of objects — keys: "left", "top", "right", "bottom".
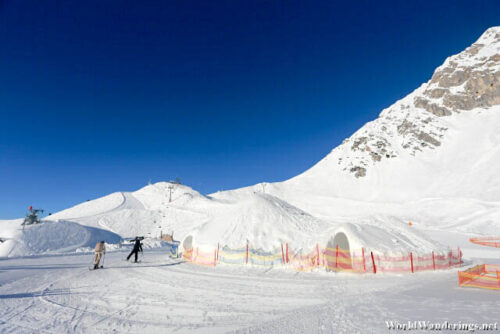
[
  {"left": 335, "top": 27, "right": 499, "bottom": 178},
  {"left": 421, "top": 28, "right": 500, "bottom": 114}
]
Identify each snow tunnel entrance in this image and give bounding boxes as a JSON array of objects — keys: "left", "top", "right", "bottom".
[
  {"left": 327, "top": 232, "right": 352, "bottom": 270},
  {"left": 183, "top": 235, "right": 193, "bottom": 251}
]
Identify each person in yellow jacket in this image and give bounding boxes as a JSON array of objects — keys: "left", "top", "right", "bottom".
[{"left": 93, "top": 241, "right": 106, "bottom": 269}]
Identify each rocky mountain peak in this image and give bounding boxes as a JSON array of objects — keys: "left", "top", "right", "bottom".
[
  {"left": 330, "top": 27, "right": 500, "bottom": 178},
  {"left": 417, "top": 26, "right": 500, "bottom": 116}
]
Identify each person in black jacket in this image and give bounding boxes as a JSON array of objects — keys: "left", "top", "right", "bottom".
[{"left": 126, "top": 237, "right": 143, "bottom": 263}]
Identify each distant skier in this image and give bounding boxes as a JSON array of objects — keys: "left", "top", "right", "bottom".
[
  {"left": 127, "top": 237, "right": 143, "bottom": 263},
  {"left": 93, "top": 241, "right": 106, "bottom": 269}
]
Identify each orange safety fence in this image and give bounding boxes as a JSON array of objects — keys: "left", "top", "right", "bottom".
[
  {"left": 366, "top": 249, "right": 462, "bottom": 273},
  {"left": 182, "top": 243, "right": 462, "bottom": 274},
  {"left": 288, "top": 248, "right": 318, "bottom": 272},
  {"left": 470, "top": 237, "right": 500, "bottom": 248},
  {"left": 458, "top": 264, "right": 500, "bottom": 290},
  {"left": 323, "top": 247, "right": 367, "bottom": 273},
  {"left": 183, "top": 246, "right": 216, "bottom": 267}
]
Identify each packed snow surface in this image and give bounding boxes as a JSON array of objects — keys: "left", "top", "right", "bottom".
[{"left": 0, "top": 235, "right": 498, "bottom": 333}]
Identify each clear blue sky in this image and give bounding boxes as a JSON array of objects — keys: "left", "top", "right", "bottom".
[{"left": 1, "top": 1, "right": 499, "bottom": 218}]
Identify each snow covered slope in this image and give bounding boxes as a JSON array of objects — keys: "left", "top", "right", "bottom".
[
  {"left": 47, "top": 183, "right": 332, "bottom": 251},
  {"left": 42, "top": 179, "right": 441, "bottom": 254},
  {"left": 49, "top": 183, "right": 211, "bottom": 239},
  {"left": 238, "top": 27, "right": 500, "bottom": 235},
  {"left": 277, "top": 27, "right": 500, "bottom": 202}
]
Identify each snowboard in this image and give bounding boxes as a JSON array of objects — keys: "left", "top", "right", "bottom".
[
  {"left": 122, "top": 259, "right": 142, "bottom": 263},
  {"left": 88, "top": 266, "right": 104, "bottom": 271}
]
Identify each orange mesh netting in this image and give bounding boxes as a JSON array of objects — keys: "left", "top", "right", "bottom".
[
  {"left": 458, "top": 264, "right": 500, "bottom": 290},
  {"left": 469, "top": 237, "right": 500, "bottom": 248}
]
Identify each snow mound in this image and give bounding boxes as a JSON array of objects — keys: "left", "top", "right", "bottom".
[
  {"left": 0, "top": 220, "right": 121, "bottom": 258},
  {"left": 189, "top": 192, "right": 329, "bottom": 250}
]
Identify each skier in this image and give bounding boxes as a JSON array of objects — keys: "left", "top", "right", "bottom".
[
  {"left": 127, "top": 237, "right": 143, "bottom": 263},
  {"left": 93, "top": 241, "right": 106, "bottom": 269}
]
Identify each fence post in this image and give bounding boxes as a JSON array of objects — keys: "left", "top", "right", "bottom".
[
  {"left": 286, "top": 243, "right": 289, "bottom": 263},
  {"left": 457, "top": 247, "right": 461, "bottom": 265},
  {"left": 246, "top": 242, "right": 249, "bottom": 264},
  {"left": 281, "top": 244, "right": 285, "bottom": 264},
  {"left": 214, "top": 249, "right": 217, "bottom": 267},
  {"left": 448, "top": 250, "right": 452, "bottom": 268},
  {"left": 316, "top": 244, "right": 320, "bottom": 266},
  {"left": 432, "top": 251, "right": 436, "bottom": 270},
  {"left": 217, "top": 243, "right": 220, "bottom": 262},
  {"left": 371, "top": 251, "right": 377, "bottom": 274},
  {"left": 335, "top": 245, "right": 339, "bottom": 269},
  {"left": 362, "top": 247, "right": 366, "bottom": 272},
  {"left": 410, "top": 252, "right": 414, "bottom": 273}
]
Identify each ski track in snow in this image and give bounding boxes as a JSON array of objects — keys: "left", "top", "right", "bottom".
[{"left": 0, "top": 246, "right": 498, "bottom": 334}]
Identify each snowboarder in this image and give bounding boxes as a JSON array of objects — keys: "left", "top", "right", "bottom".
[
  {"left": 127, "top": 237, "right": 143, "bottom": 263},
  {"left": 93, "top": 241, "right": 106, "bottom": 269}
]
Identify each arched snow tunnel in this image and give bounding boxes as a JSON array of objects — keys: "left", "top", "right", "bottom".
[
  {"left": 326, "top": 232, "right": 352, "bottom": 270},
  {"left": 183, "top": 235, "right": 193, "bottom": 251}
]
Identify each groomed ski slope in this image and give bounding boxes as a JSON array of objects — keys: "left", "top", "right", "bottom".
[{"left": 0, "top": 230, "right": 498, "bottom": 334}]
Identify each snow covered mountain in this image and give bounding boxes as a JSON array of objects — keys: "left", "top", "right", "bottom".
[
  {"left": 2, "top": 27, "right": 499, "bottom": 257},
  {"left": 244, "top": 26, "right": 500, "bottom": 232},
  {"left": 280, "top": 26, "right": 500, "bottom": 199}
]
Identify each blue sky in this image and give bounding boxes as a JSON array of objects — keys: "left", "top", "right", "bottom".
[{"left": 1, "top": 1, "right": 499, "bottom": 218}]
